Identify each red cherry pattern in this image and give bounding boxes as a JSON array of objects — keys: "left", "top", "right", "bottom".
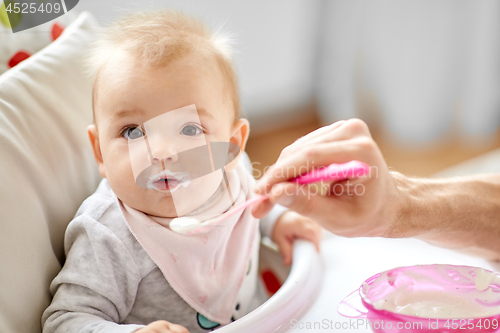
[
  {"left": 51, "top": 22, "right": 64, "bottom": 41},
  {"left": 8, "top": 50, "right": 30, "bottom": 68},
  {"left": 6, "top": 22, "right": 65, "bottom": 69}
]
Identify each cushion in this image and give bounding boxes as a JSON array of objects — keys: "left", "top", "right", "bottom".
[{"left": 0, "top": 12, "right": 101, "bottom": 333}]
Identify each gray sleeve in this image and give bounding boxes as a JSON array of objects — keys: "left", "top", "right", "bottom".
[
  {"left": 42, "top": 216, "right": 145, "bottom": 333},
  {"left": 239, "top": 152, "right": 288, "bottom": 239}
]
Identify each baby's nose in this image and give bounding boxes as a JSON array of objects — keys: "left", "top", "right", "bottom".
[
  {"left": 153, "top": 154, "right": 178, "bottom": 164},
  {"left": 150, "top": 143, "right": 179, "bottom": 163}
]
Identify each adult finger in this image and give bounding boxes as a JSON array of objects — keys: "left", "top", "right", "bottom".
[
  {"left": 295, "top": 121, "right": 346, "bottom": 144},
  {"left": 251, "top": 197, "right": 274, "bottom": 219},
  {"left": 279, "top": 121, "right": 347, "bottom": 159},
  {"left": 279, "top": 119, "right": 370, "bottom": 160}
]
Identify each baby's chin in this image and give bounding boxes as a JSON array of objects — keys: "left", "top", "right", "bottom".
[
  {"left": 122, "top": 195, "right": 196, "bottom": 218},
  {"left": 142, "top": 184, "right": 222, "bottom": 218}
]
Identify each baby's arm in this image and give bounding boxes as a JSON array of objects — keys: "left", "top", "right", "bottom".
[{"left": 42, "top": 216, "right": 145, "bottom": 333}]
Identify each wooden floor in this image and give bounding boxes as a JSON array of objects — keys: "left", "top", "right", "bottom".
[{"left": 246, "top": 113, "right": 500, "bottom": 178}]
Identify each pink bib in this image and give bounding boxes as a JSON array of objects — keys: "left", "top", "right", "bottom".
[{"left": 117, "top": 165, "right": 258, "bottom": 324}]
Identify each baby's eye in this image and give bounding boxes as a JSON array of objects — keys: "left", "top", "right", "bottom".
[
  {"left": 180, "top": 124, "right": 203, "bottom": 136},
  {"left": 123, "top": 126, "right": 145, "bottom": 140}
]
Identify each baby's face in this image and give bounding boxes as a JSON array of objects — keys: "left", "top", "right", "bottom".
[{"left": 89, "top": 52, "right": 247, "bottom": 217}]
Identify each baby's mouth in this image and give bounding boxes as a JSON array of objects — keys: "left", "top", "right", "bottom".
[{"left": 146, "top": 170, "right": 191, "bottom": 193}]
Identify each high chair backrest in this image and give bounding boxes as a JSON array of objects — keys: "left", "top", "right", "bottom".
[{"left": 0, "top": 12, "right": 102, "bottom": 333}]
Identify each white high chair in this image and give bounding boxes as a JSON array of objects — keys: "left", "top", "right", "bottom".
[
  {"left": 3, "top": 10, "right": 500, "bottom": 333},
  {"left": 0, "top": 12, "right": 322, "bottom": 333}
]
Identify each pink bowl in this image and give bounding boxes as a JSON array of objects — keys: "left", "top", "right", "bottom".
[{"left": 338, "top": 264, "right": 500, "bottom": 333}]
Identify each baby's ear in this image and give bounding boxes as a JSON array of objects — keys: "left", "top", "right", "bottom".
[
  {"left": 225, "top": 118, "right": 249, "bottom": 170},
  {"left": 87, "top": 124, "right": 106, "bottom": 178}
]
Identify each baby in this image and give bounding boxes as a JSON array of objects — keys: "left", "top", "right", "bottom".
[{"left": 42, "top": 10, "right": 321, "bottom": 333}]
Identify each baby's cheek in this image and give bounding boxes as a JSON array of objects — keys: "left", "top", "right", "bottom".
[
  {"left": 187, "top": 172, "right": 221, "bottom": 197},
  {"left": 126, "top": 139, "right": 154, "bottom": 181},
  {"left": 105, "top": 157, "right": 138, "bottom": 193}
]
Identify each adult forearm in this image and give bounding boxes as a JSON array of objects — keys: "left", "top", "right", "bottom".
[{"left": 388, "top": 172, "right": 500, "bottom": 260}]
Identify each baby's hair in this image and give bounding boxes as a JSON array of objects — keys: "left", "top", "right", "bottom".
[{"left": 87, "top": 10, "right": 240, "bottom": 121}]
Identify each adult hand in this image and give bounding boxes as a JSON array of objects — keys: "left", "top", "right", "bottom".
[
  {"left": 252, "top": 119, "right": 402, "bottom": 238},
  {"left": 253, "top": 118, "right": 500, "bottom": 259}
]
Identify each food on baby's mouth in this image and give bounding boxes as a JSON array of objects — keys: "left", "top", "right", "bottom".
[{"left": 146, "top": 169, "right": 191, "bottom": 192}]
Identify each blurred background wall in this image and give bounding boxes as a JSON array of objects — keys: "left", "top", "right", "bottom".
[{"left": 74, "top": 0, "right": 500, "bottom": 177}]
